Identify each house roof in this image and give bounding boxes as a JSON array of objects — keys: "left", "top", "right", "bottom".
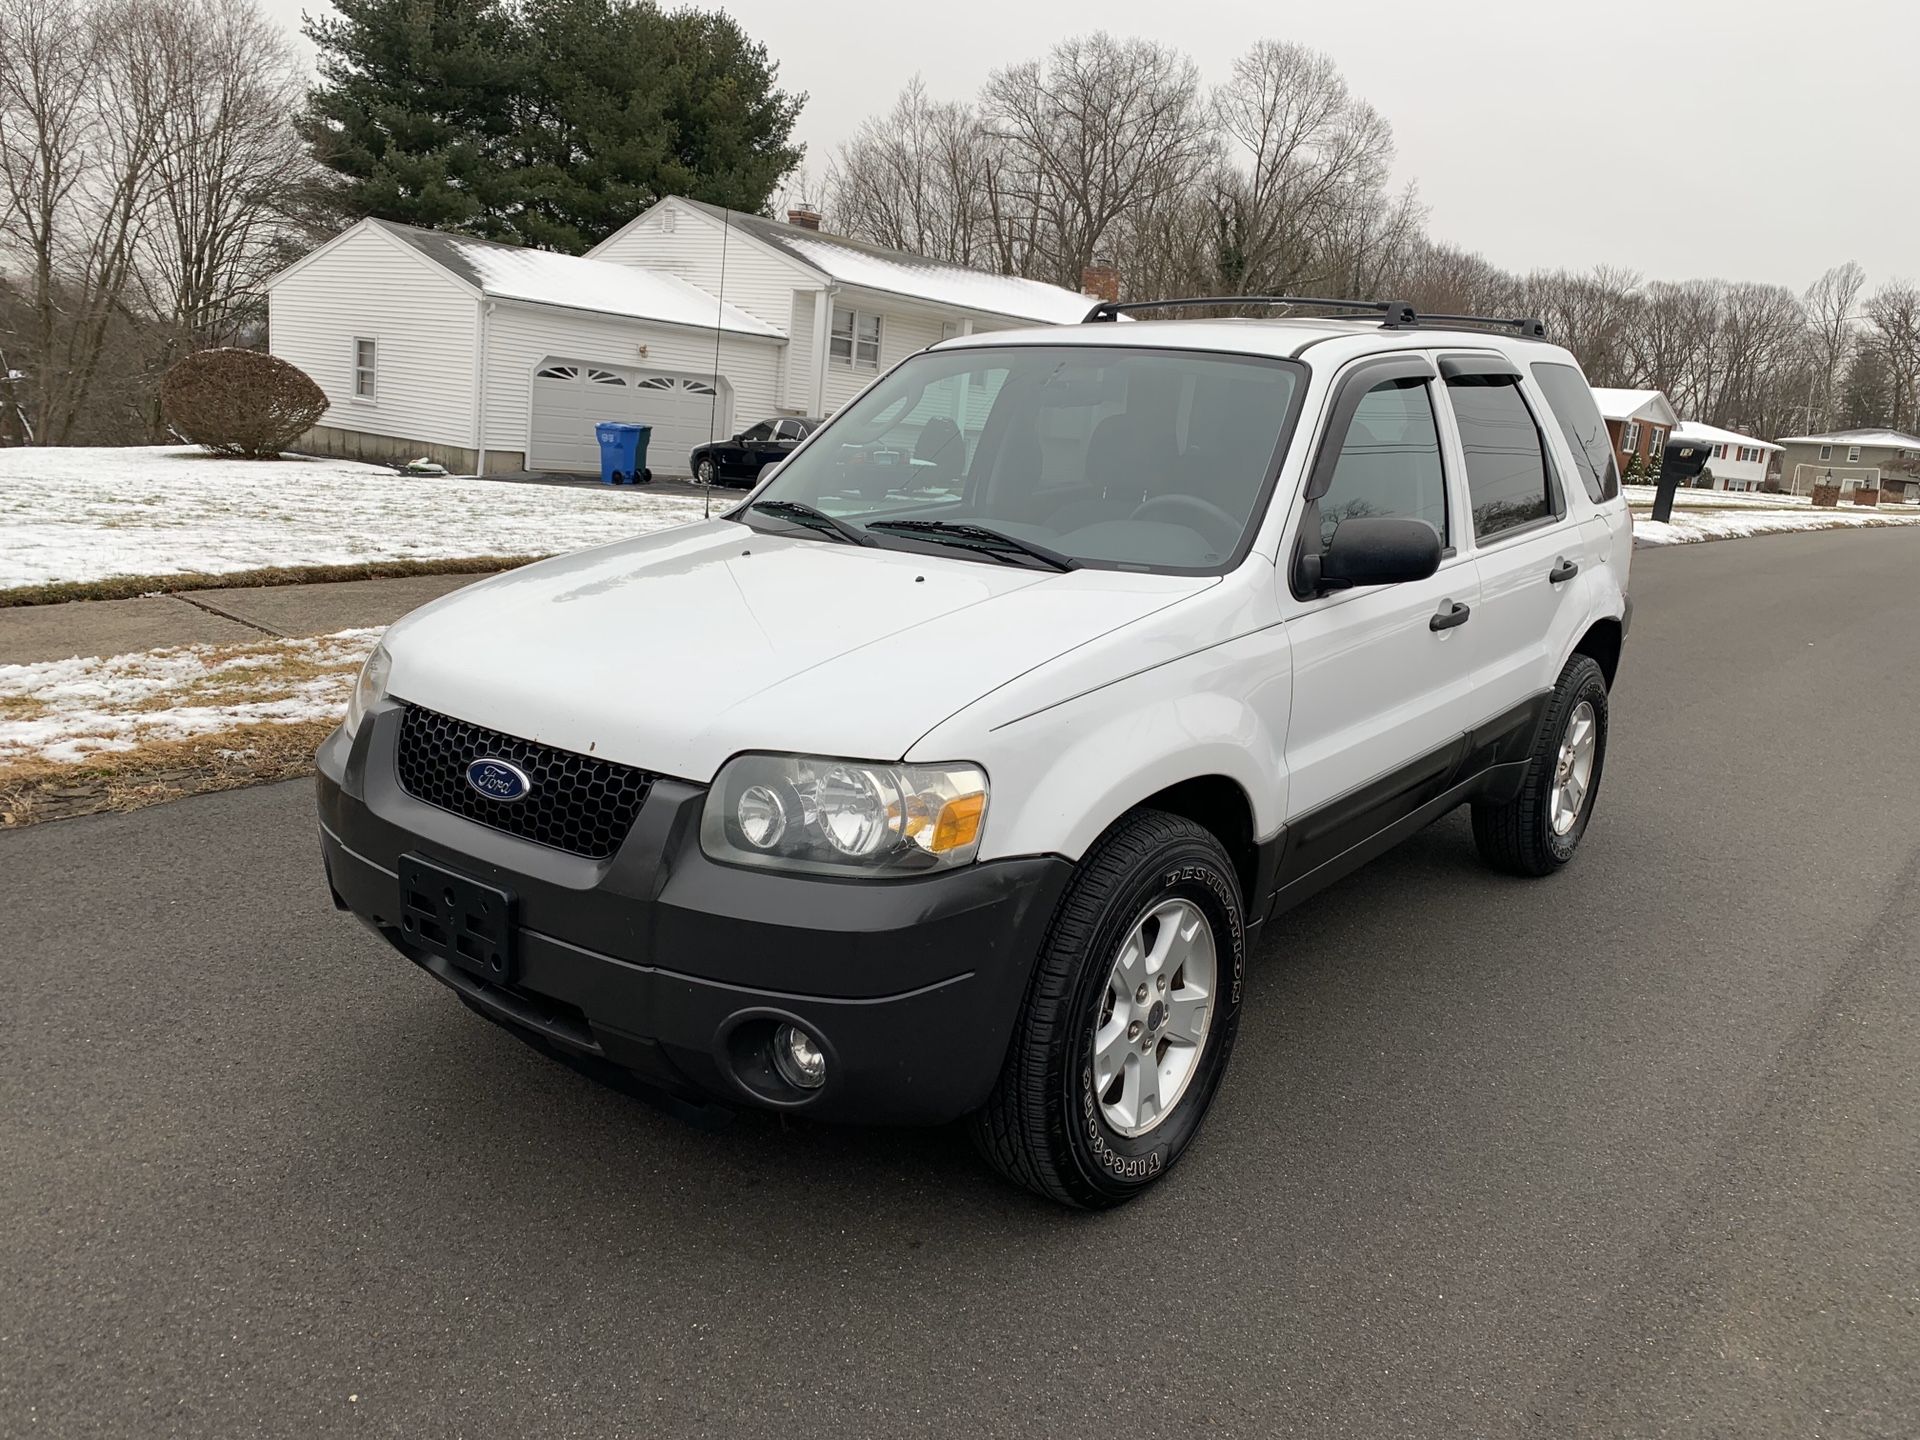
[
  {"left": 1775, "top": 426, "right": 1920, "bottom": 449},
  {"left": 370, "top": 220, "right": 784, "bottom": 339},
  {"left": 1589, "top": 388, "right": 1679, "bottom": 427},
  {"left": 672, "top": 200, "right": 1097, "bottom": 325},
  {"left": 1673, "top": 421, "right": 1781, "bottom": 453}
]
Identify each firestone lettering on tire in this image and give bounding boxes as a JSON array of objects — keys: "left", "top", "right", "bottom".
[
  {"left": 1164, "top": 864, "right": 1247, "bottom": 1005},
  {"left": 1079, "top": 1065, "right": 1165, "bottom": 1180}
]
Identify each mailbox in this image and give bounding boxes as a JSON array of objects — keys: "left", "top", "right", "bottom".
[{"left": 1651, "top": 438, "right": 1716, "bottom": 524}]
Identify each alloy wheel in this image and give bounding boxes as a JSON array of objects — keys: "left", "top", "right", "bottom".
[{"left": 1091, "top": 898, "right": 1217, "bottom": 1137}]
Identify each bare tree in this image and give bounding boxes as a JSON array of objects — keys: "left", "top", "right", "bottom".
[
  {"left": 139, "top": 0, "right": 311, "bottom": 359},
  {"left": 1203, "top": 40, "right": 1400, "bottom": 295},
  {"left": 979, "top": 33, "right": 1212, "bottom": 289},
  {"left": 1864, "top": 281, "right": 1920, "bottom": 434},
  {"left": 1803, "top": 261, "right": 1864, "bottom": 431},
  {"left": 825, "top": 78, "right": 992, "bottom": 266}
]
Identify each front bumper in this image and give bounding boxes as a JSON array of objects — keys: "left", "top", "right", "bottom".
[{"left": 316, "top": 704, "right": 1072, "bottom": 1125}]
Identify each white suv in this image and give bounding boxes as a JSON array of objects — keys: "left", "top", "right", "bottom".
[{"left": 317, "top": 298, "right": 1632, "bottom": 1209}]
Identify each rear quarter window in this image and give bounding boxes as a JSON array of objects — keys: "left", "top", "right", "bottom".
[{"left": 1531, "top": 362, "right": 1620, "bottom": 503}]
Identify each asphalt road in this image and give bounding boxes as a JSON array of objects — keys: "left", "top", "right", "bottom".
[{"left": 5, "top": 527, "right": 1919, "bottom": 1439}]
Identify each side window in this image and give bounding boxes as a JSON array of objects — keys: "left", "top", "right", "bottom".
[
  {"left": 1448, "top": 377, "right": 1555, "bottom": 540},
  {"left": 1315, "top": 379, "right": 1447, "bottom": 546},
  {"left": 739, "top": 421, "right": 775, "bottom": 443},
  {"left": 1530, "top": 362, "right": 1619, "bottom": 503}
]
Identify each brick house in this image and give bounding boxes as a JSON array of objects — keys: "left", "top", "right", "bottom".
[
  {"left": 1775, "top": 427, "right": 1920, "bottom": 501},
  {"left": 1590, "top": 389, "right": 1679, "bottom": 478}
]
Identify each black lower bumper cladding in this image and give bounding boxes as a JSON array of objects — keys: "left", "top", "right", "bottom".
[{"left": 317, "top": 704, "right": 1071, "bottom": 1125}]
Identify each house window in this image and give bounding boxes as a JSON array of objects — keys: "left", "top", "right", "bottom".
[
  {"left": 1847, "top": 445, "right": 1861, "bottom": 462},
  {"left": 1623, "top": 420, "right": 1641, "bottom": 454},
  {"left": 1819, "top": 444, "right": 1832, "bottom": 460},
  {"left": 830, "top": 306, "right": 883, "bottom": 368},
  {"left": 1649, "top": 426, "right": 1666, "bottom": 456},
  {"left": 1713, "top": 444, "right": 1726, "bottom": 459},
  {"left": 352, "top": 338, "right": 377, "bottom": 400}
]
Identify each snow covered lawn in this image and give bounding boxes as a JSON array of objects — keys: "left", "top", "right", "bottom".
[
  {"left": 1627, "top": 489, "right": 1920, "bottom": 546},
  {"left": 0, "top": 446, "right": 710, "bottom": 590},
  {"left": 0, "top": 628, "right": 376, "bottom": 766}
]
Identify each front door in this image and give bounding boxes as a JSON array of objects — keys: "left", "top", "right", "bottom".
[{"left": 1280, "top": 359, "right": 1489, "bottom": 883}]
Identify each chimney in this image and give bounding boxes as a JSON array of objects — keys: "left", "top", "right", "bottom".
[
  {"left": 1081, "top": 257, "right": 1120, "bottom": 303},
  {"left": 786, "top": 204, "right": 822, "bottom": 231}
]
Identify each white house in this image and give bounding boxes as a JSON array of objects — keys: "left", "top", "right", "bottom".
[
  {"left": 1671, "top": 421, "right": 1781, "bottom": 492},
  {"left": 266, "top": 199, "right": 1095, "bottom": 477}
]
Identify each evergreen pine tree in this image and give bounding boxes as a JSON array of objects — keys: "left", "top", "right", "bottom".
[{"left": 299, "top": 0, "right": 804, "bottom": 253}]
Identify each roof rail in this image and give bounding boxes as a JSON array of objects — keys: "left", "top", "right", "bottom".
[
  {"left": 1083, "top": 296, "right": 1419, "bottom": 327},
  {"left": 1081, "top": 295, "right": 1547, "bottom": 339},
  {"left": 1416, "top": 312, "right": 1548, "bottom": 339}
]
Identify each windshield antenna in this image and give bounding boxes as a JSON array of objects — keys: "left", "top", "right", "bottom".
[{"left": 704, "top": 203, "right": 731, "bottom": 521}]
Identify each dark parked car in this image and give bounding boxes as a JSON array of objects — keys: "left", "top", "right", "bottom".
[{"left": 691, "top": 417, "right": 822, "bottom": 487}]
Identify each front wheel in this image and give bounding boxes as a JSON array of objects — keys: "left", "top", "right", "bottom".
[
  {"left": 1472, "top": 654, "right": 1609, "bottom": 876},
  {"left": 971, "top": 810, "right": 1246, "bottom": 1209},
  {"left": 695, "top": 458, "right": 716, "bottom": 486}
]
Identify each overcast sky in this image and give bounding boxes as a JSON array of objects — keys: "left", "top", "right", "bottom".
[{"left": 267, "top": 0, "right": 1914, "bottom": 292}]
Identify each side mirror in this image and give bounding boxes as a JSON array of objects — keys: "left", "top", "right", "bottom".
[{"left": 1308, "top": 517, "right": 1442, "bottom": 592}]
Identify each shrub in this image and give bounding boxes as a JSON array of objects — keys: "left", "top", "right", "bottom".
[{"left": 160, "top": 348, "right": 328, "bottom": 459}]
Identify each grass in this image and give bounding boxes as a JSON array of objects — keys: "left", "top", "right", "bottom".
[
  {"left": 0, "top": 555, "right": 540, "bottom": 608},
  {"left": 0, "top": 720, "right": 334, "bottom": 827}
]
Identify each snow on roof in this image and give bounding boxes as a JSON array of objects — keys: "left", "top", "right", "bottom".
[
  {"left": 1673, "top": 420, "right": 1781, "bottom": 452},
  {"left": 1588, "top": 388, "right": 1678, "bottom": 426},
  {"left": 1775, "top": 426, "right": 1920, "bottom": 450},
  {"left": 374, "top": 220, "right": 783, "bottom": 339},
  {"left": 677, "top": 201, "right": 1096, "bottom": 325}
]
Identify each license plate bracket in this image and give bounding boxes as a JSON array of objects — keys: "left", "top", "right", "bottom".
[{"left": 399, "top": 853, "right": 516, "bottom": 984}]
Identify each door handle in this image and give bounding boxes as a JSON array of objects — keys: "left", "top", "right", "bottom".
[
  {"left": 1548, "top": 557, "right": 1580, "bottom": 583},
  {"left": 1429, "top": 599, "right": 1472, "bottom": 632}
]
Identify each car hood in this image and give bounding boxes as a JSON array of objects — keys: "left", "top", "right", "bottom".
[{"left": 382, "top": 521, "right": 1216, "bottom": 780}]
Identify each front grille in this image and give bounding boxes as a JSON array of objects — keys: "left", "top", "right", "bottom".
[{"left": 394, "top": 704, "right": 653, "bottom": 859}]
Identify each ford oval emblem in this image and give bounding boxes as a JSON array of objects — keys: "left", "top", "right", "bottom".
[{"left": 466, "top": 757, "right": 531, "bottom": 802}]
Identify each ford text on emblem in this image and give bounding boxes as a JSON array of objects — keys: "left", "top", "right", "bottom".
[{"left": 466, "top": 757, "right": 531, "bottom": 802}]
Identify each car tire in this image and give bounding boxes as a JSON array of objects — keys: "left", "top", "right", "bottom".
[
  {"left": 695, "top": 458, "right": 716, "bottom": 486},
  {"left": 1471, "top": 654, "right": 1609, "bottom": 877},
  {"left": 970, "top": 809, "right": 1247, "bottom": 1209}
]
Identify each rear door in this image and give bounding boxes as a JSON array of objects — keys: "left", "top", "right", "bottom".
[
  {"left": 1279, "top": 353, "right": 1489, "bottom": 875},
  {"left": 1437, "top": 354, "right": 1597, "bottom": 735}
]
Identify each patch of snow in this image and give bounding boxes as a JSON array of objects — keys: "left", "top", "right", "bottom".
[
  {"left": 1776, "top": 428, "right": 1920, "bottom": 451},
  {"left": 0, "top": 628, "right": 379, "bottom": 764},
  {"left": 0, "top": 447, "right": 712, "bottom": 588},
  {"left": 1671, "top": 421, "right": 1781, "bottom": 453},
  {"left": 1589, "top": 388, "right": 1676, "bottom": 425},
  {"left": 1633, "top": 504, "right": 1920, "bottom": 546},
  {"left": 1623, "top": 483, "right": 1813, "bottom": 510},
  {"left": 779, "top": 233, "right": 1095, "bottom": 325},
  {"left": 450, "top": 240, "right": 783, "bottom": 337}
]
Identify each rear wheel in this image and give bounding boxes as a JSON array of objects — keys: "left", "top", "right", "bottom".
[
  {"left": 1472, "top": 654, "right": 1609, "bottom": 876},
  {"left": 971, "top": 810, "right": 1246, "bottom": 1209}
]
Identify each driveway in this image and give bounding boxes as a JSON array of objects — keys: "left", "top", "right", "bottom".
[{"left": 4, "top": 526, "right": 1918, "bottom": 1438}]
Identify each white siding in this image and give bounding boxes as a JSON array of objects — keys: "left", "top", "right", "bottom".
[
  {"left": 483, "top": 301, "right": 784, "bottom": 473},
  {"left": 821, "top": 300, "right": 944, "bottom": 412},
  {"left": 785, "top": 292, "right": 816, "bottom": 412},
  {"left": 590, "top": 200, "right": 812, "bottom": 335},
  {"left": 268, "top": 225, "right": 479, "bottom": 448}
]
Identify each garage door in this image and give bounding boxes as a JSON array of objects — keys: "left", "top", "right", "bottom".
[{"left": 528, "top": 361, "right": 732, "bottom": 476}]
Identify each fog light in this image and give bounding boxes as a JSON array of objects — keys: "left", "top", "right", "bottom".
[{"left": 772, "top": 1023, "right": 826, "bottom": 1090}]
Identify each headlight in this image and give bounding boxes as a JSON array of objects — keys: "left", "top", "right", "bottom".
[
  {"left": 701, "top": 754, "right": 988, "bottom": 876},
  {"left": 343, "top": 642, "right": 392, "bottom": 737}
]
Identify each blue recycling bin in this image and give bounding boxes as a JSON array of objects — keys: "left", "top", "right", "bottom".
[{"left": 595, "top": 422, "right": 652, "bottom": 484}]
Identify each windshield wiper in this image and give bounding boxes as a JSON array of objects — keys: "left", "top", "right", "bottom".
[
  {"left": 746, "top": 500, "right": 874, "bottom": 547},
  {"left": 864, "top": 519, "right": 1078, "bottom": 572}
]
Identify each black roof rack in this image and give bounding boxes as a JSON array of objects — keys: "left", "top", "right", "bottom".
[
  {"left": 1081, "top": 295, "right": 1546, "bottom": 339},
  {"left": 1083, "top": 295, "right": 1419, "bottom": 327}
]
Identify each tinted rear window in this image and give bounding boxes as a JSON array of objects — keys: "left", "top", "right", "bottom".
[
  {"left": 1447, "top": 377, "right": 1554, "bottom": 540},
  {"left": 1531, "top": 362, "right": 1619, "bottom": 503}
]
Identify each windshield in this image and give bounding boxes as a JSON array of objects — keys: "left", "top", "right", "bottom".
[{"left": 743, "top": 345, "right": 1305, "bottom": 572}]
